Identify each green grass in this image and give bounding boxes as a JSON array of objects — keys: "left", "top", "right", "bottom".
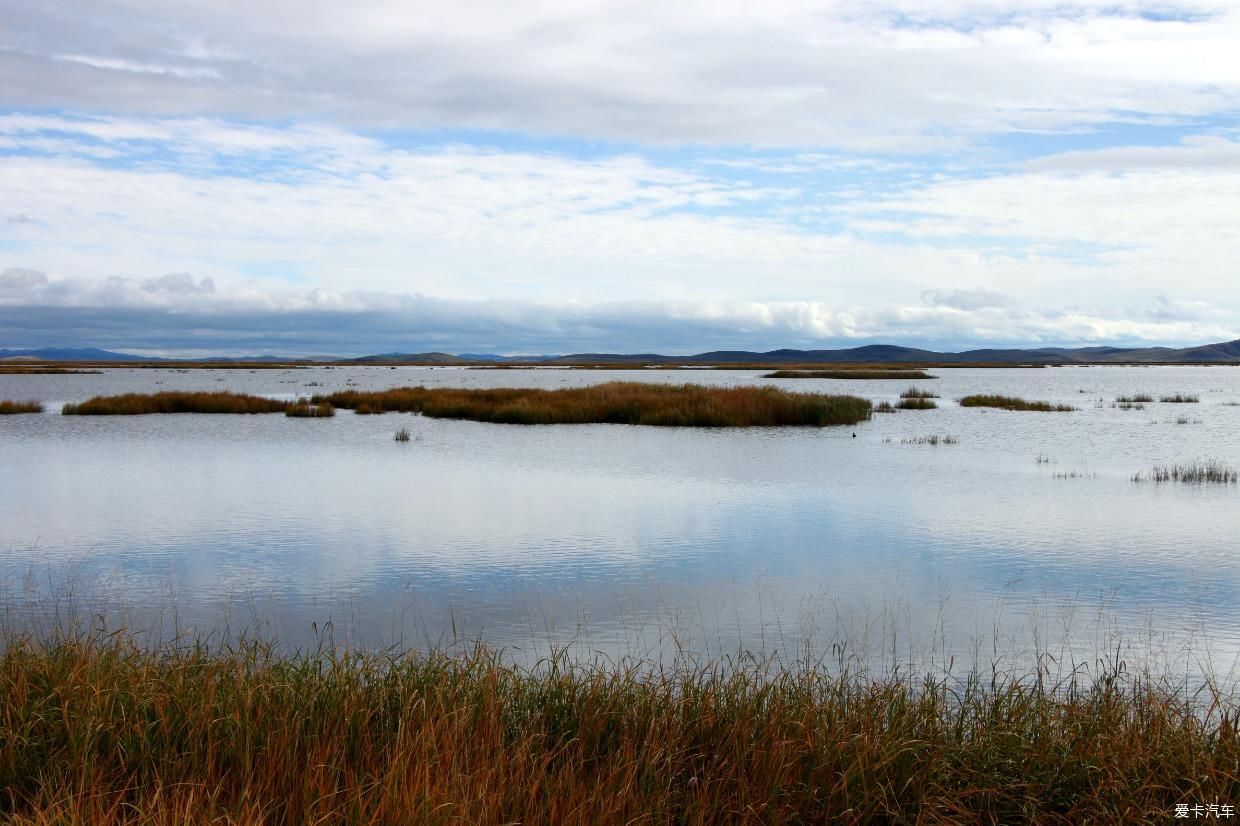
[
  {"left": 1, "top": 629, "right": 1238, "bottom": 824},
  {"left": 313, "top": 382, "right": 873, "bottom": 427},
  {"left": 1132, "top": 461, "right": 1238, "bottom": 484},
  {"left": 284, "top": 400, "right": 335, "bottom": 418},
  {"left": 0, "top": 400, "right": 42, "bottom": 414},
  {"left": 765, "top": 369, "right": 935, "bottom": 380},
  {"left": 959, "top": 395, "right": 1076, "bottom": 412},
  {"left": 62, "top": 391, "right": 291, "bottom": 415}
]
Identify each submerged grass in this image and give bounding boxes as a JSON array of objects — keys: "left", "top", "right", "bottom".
[
  {"left": 1, "top": 629, "right": 1239, "bottom": 824},
  {"left": 284, "top": 400, "right": 335, "bottom": 418},
  {"left": 0, "top": 400, "right": 42, "bottom": 414},
  {"left": 313, "top": 382, "right": 873, "bottom": 427},
  {"left": 959, "top": 395, "right": 1076, "bottom": 412},
  {"left": 62, "top": 391, "right": 291, "bottom": 415},
  {"left": 1132, "top": 460, "right": 1238, "bottom": 484},
  {"left": 764, "top": 369, "right": 935, "bottom": 380}
]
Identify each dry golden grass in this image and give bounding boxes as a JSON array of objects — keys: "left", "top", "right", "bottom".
[
  {"left": 959, "top": 395, "right": 1077, "bottom": 412},
  {"left": 1, "top": 631, "right": 1238, "bottom": 824},
  {"left": 62, "top": 391, "right": 291, "bottom": 415},
  {"left": 313, "top": 382, "right": 873, "bottom": 427},
  {"left": 0, "top": 400, "right": 43, "bottom": 414}
]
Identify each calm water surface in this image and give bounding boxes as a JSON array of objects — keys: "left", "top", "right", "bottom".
[{"left": 3, "top": 366, "right": 1239, "bottom": 676}]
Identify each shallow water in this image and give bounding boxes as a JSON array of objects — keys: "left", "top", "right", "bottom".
[{"left": 3, "top": 366, "right": 1239, "bottom": 676}]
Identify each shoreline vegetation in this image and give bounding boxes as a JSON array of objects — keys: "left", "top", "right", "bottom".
[
  {"left": 1, "top": 630, "right": 1237, "bottom": 823},
  {"left": 764, "top": 369, "right": 935, "bottom": 379},
  {"left": 313, "top": 383, "right": 874, "bottom": 427},
  {"left": 959, "top": 395, "right": 1077, "bottom": 412},
  {"left": 0, "top": 400, "right": 43, "bottom": 414}
]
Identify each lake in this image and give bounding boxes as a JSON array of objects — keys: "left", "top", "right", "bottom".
[{"left": 3, "top": 365, "right": 1239, "bottom": 679}]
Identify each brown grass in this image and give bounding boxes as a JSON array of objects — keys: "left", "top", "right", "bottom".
[
  {"left": 765, "top": 369, "right": 935, "bottom": 380},
  {"left": 0, "top": 400, "right": 43, "bottom": 414},
  {"left": 284, "top": 400, "right": 335, "bottom": 418},
  {"left": 0, "top": 367, "right": 102, "bottom": 374},
  {"left": 1, "top": 630, "right": 1238, "bottom": 824},
  {"left": 959, "top": 395, "right": 1076, "bottom": 412},
  {"left": 62, "top": 391, "right": 291, "bottom": 415},
  {"left": 312, "top": 382, "right": 873, "bottom": 427}
]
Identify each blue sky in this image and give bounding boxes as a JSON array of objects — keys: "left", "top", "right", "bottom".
[{"left": 1, "top": 0, "right": 1239, "bottom": 356}]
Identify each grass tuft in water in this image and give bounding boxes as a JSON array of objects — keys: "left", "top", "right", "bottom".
[
  {"left": 394, "top": 427, "right": 411, "bottom": 442},
  {"left": 1132, "top": 461, "right": 1238, "bottom": 484},
  {"left": 899, "top": 387, "right": 939, "bottom": 399},
  {"left": 0, "top": 400, "right": 42, "bottom": 414},
  {"left": 314, "top": 383, "right": 873, "bottom": 428},
  {"left": 900, "top": 434, "right": 957, "bottom": 445},
  {"left": 959, "top": 395, "right": 1076, "bottom": 412},
  {"left": 62, "top": 391, "right": 290, "bottom": 415},
  {"left": 895, "top": 397, "right": 936, "bottom": 410},
  {"left": 1160, "top": 394, "right": 1200, "bottom": 403},
  {"left": 1116, "top": 394, "right": 1154, "bottom": 403}
]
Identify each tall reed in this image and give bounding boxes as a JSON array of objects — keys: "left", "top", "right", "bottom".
[
  {"left": 0, "top": 400, "right": 42, "bottom": 414},
  {"left": 62, "top": 391, "right": 291, "bottom": 415},
  {"left": 1, "top": 629, "right": 1237, "bottom": 824},
  {"left": 313, "top": 383, "right": 873, "bottom": 427}
]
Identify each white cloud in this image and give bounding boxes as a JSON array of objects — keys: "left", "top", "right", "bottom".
[{"left": 2, "top": 1, "right": 1239, "bottom": 148}]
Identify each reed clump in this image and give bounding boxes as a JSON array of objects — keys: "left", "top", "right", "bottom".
[
  {"left": 0, "top": 367, "right": 101, "bottom": 374},
  {"left": 394, "top": 427, "right": 411, "bottom": 442},
  {"left": 1, "top": 630, "right": 1238, "bottom": 824},
  {"left": 1116, "top": 394, "right": 1154, "bottom": 403},
  {"left": 313, "top": 383, "right": 873, "bottom": 427},
  {"left": 895, "top": 397, "right": 936, "bottom": 410},
  {"left": 1132, "top": 461, "right": 1238, "bottom": 484},
  {"left": 62, "top": 391, "right": 291, "bottom": 415},
  {"left": 284, "top": 400, "right": 335, "bottom": 418},
  {"left": 959, "top": 395, "right": 1076, "bottom": 412},
  {"left": 0, "top": 399, "right": 42, "bottom": 414},
  {"left": 899, "top": 387, "right": 939, "bottom": 399},
  {"left": 765, "top": 369, "right": 935, "bottom": 380},
  {"left": 1161, "top": 393, "right": 1200, "bottom": 403},
  {"left": 900, "top": 434, "right": 957, "bottom": 445}
]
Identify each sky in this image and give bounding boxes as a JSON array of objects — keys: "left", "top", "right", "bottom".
[{"left": 1, "top": 0, "right": 1239, "bottom": 356}]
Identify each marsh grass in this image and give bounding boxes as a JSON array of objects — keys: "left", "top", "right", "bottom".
[
  {"left": 895, "top": 397, "right": 937, "bottom": 410},
  {"left": 900, "top": 434, "right": 957, "bottom": 445},
  {"left": 62, "top": 391, "right": 291, "bottom": 415},
  {"left": 0, "top": 367, "right": 102, "bottom": 374},
  {"left": 1, "top": 628, "right": 1238, "bottom": 824},
  {"left": 1132, "top": 461, "right": 1238, "bottom": 484},
  {"left": 0, "top": 400, "right": 42, "bottom": 414},
  {"left": 394, "top": 427, "right": 411, "bottom": 442},
  {"left": 899, "top": 387, "right": 939, "bottom": 399},
  {"left": 764, "top": 369, "right": 935, "bottom": 380},
  {"left": 284, "top": 400, "right": 335, "bottom": 418},
  {"left": 1161, "top": 394, "right": 1200, "bottom": 403},
  {"left": 873, "top": 401, "right": 897, "bottom": 413},
  {"left": 313, "top": 382, "right": 873, "bottom": 427},
  {"left": 959, "top": 395, "right": 1076, "bottom": 412},
  {"left": 1116, "top": 394, "right": 1154, "bottom": 403}
]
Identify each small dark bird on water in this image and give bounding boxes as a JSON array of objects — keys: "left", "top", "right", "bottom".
[{"left": 852, "top": 432, "right": 856, "bottom": 438}]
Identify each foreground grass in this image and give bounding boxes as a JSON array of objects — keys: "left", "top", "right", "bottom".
[
  {"left": 1, "top": 631, "right": 1237, "bottom": 824},
  {"left": 765, "top": 369, "right": 934, "bottom": 380},
  {"left": 313, "top": 382, "right": 873, "bottom": 427},
  {"left": 959, "top": 395, "right": 1076, "bottom": 412},
  {"left": 62, "top": 391, "right": 291, "bottom": 415},
  {"left": 0, "top": 400, "right": 42, "bottom": 414}
]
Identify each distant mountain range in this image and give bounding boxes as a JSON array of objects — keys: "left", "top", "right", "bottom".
[{"left": 4, "top": 339, "right": 1240, "bottom": 365}]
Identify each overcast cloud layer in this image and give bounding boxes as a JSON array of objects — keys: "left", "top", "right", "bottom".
[{"left": 2, "top": 1, "right": 1239, "bottom": 355}]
